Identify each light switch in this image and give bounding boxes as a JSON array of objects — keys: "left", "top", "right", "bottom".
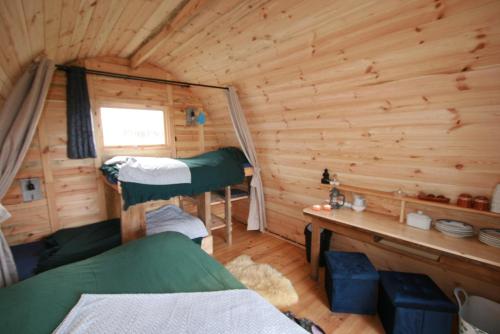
[
  {"left": 20, "top": 178, "right": 42, "bottom": 202},
  {"left": 185, "top": 107, "right": 196, "bottom": 126}
]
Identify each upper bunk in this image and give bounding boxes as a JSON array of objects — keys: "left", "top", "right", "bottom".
[{"left": 100, "top": 147, "right": 253, "bottom": 210}]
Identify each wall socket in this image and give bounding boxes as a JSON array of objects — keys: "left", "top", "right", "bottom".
[{"left": 19, "top": 178, "right": 42, "bottom": 202}]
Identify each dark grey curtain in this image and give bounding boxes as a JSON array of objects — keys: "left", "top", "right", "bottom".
[{"left": 66, "top": 66, "right": 96, "bottom": 159}]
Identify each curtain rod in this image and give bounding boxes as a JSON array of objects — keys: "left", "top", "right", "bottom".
[{"left": 55, "top": 64, "right": 229, "bottom": 91}]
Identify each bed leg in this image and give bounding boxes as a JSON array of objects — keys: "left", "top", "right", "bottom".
[
  {"left": 225, "top": 186, "right": 232, "bottom": 245},
  {"left": 197, "top": 192, "right": 212, "bottom": 234},
  {"left": 121, "top": 203, "right": 146, "bottom": 243},
  {"left": 201, "top": 235, "right": 213, "bottom": 255}
]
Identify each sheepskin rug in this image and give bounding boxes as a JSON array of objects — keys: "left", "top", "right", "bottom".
[{"left": 225, "top": 255, "right": 299, "bottom": 308}]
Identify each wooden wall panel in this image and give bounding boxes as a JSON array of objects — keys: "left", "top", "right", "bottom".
[
  {"left": 2, "top": 57, "right": 217, "bottom": 245},
  {"left": 84, "top": 57, "right": 217, "bottom": 159},
  {"left": 148, "top": 0, "right": 500, "bottom": 300},
  {"left": 1, "top": 71, "right": 107, "bottom": 244},
  {"left": 152, "top": 0, "right": 500, "bottom": 239},
  {"left": 0, "top": 0, "right": 186, "bottom": 112}
]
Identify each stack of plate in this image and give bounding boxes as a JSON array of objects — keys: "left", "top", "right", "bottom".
[
  {"left": 434, "top": 219, "right": 475, "bottom": 238},
  {"left": 479, "top": 228, "right": 500, "bottom": 248}
]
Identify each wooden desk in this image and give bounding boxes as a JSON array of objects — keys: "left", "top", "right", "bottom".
[{"left": 303, "top": 207, "right": 500, "bottom": 280}]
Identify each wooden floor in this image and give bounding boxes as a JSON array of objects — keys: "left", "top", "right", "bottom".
[{"left": 212, "top": 222, "right": 384, "bottom": 334}]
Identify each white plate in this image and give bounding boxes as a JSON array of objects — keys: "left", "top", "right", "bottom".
[
  {"left": 439, "top": 230, "right": 474, "bottom": 238},
  {"left": 435, "top": 226, "right": 474, "bottom": 234},
  {"left": 435, "top": 220, "right": 474, "bottom": 231},
  {"left": 435, "top": 226, "right": 473, "bottom": 232},
  {"left": 479, "top": 236, "right": 500, "bottom": 244},
  {"left": 479, "top": 238, "right": 500, "bottom": 248},
  {"left": 479, "top": 234, "right": 499, "bottom": 240},
  {"left": 479, "top": 235, "right": 500, "bottom": 243},
  {"left": 480, "top": 228, "right": 500, "bottom": 238}
]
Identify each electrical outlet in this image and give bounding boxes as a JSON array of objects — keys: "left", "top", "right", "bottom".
[{"left": 20, "top": 178, "right": 42, "bottom": 202}]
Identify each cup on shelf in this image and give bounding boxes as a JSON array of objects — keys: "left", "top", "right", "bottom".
[
  {"left": 473, "top": 196, "right": 489, "bottom": 211},
  {"left": 457, "top": 194, "right": 473, "bottom": 208}
]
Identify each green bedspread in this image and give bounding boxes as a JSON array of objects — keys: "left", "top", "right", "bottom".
[
  {"left": 0, "top": 232, "right": 244, "bottom": 334},
  {"left": 101, "top": 147, "right": 249, "bottom": 209}
]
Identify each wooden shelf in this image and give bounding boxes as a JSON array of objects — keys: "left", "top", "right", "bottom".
[
  {"left": 402, "top": 196, "right": 500, "bottom": 218},
  {"left": 321, "top": 183, "right": 500, "bottom": 221},
  {"left": 304, "top": 207, "right": 500, "bottom": 269}
]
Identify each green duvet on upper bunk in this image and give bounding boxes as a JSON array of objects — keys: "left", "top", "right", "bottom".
[
  {"left": 0, "top": 232, "right": 244, "bottom": 334},
  {"left": 100, "top": 147, "right": 249, "bottom": 209}
]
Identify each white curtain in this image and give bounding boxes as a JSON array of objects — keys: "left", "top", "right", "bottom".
[
  {"left": 0, "top": 57, "right": 55, "bottom": 287},
  {"left": 226, "top": 87, "right": 266, "bottom": 231},
  {"left": 0, "top": 204, "right": 16, "bottom": 287}
]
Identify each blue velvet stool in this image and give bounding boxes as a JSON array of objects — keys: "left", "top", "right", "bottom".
[
  {"left": 324, "top": 251, "right": 379, "bottom": 314},
  {"left": 378, "top": 271, "right": 457, "bottom": 334}
]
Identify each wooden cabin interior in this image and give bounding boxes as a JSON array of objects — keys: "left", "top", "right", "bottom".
[{"left": 0, "top": 1, "right": 499, "bottom": 333}]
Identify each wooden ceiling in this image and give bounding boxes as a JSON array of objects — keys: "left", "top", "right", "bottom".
[
  {"left": 2, "top": 0, "right": 500, "bottom": 97},
  {"left": 0, "top": 0, "right": 188, "bottom": 107}
]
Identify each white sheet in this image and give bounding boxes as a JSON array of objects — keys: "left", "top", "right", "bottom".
[
  {"left": 54, "top": 290, "right": 308, "bottom": 334},
  {"left": 146, "top": 205, "right": 208, "bottom": 239},
  {"left": 117, "top": 156, "right": 191, "bottom": 185}
]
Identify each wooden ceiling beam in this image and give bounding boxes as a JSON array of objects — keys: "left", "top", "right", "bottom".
[{"left": 130, "top": 0, "right": 207, "bottom": 69}]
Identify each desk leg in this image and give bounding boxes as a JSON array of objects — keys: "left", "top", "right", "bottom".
[{"left": 310, "top": 221, "right": 321, "bottom": 280}]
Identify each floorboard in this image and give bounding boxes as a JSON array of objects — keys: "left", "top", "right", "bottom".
[{"left": 213, "top": 222, "right": 384, "bottom": 334}]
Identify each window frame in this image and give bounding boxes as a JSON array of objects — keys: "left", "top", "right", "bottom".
[{"left": 95, "top": 102, "right": 176, "bottom": 157}]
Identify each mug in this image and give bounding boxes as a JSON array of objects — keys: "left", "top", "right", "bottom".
[{"left": 353, "top": 195, "right": 365, "bottom": 207}]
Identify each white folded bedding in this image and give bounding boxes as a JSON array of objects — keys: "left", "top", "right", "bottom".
[
  {"left": 54, "top": 290, "right": 308, "bottom": 334},
  {"left": 116, "top": 156, "right": 191, "bottom": 185},
  {"left": 146, "top": 205, "right": 208, "bottom": 239}
]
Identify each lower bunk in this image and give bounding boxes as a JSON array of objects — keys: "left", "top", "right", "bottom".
[{"left": 11, "top": 204, "right": 210, "bottom": 279}]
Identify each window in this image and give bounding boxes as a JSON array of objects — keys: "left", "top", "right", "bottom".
[{"left": 100, "top": 107, "right": 166, "bottom": 146}]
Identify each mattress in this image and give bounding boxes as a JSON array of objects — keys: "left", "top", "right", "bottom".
[{"left": 146, "top": 204, "right": 208, "bottom": 239}]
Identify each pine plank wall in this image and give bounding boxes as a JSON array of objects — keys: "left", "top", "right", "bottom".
[
  {"left": 147, "top": 0, "right": 500, "bottom": 301},
  {"left": 0, "top": 0, "right": 498, "bottom": 302},
  {"left": 2, "top": 58, "right": 217, "bottom": 245}
]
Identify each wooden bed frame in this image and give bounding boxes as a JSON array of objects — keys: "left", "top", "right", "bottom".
[{"left": 101, "top": 166, "right": 253, "bottom": 252}]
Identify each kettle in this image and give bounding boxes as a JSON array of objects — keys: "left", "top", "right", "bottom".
[{"left": 329, "top": 186, "right": 346, "bottom": 209}]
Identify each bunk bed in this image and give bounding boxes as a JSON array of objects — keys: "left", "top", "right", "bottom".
[{"left": 100, "top": 147, "right": 253, "bottom": 245}]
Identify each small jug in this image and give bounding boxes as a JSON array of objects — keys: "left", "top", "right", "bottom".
[{"left": 353, "top": 194, "right": 366, "bottom": 207}]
